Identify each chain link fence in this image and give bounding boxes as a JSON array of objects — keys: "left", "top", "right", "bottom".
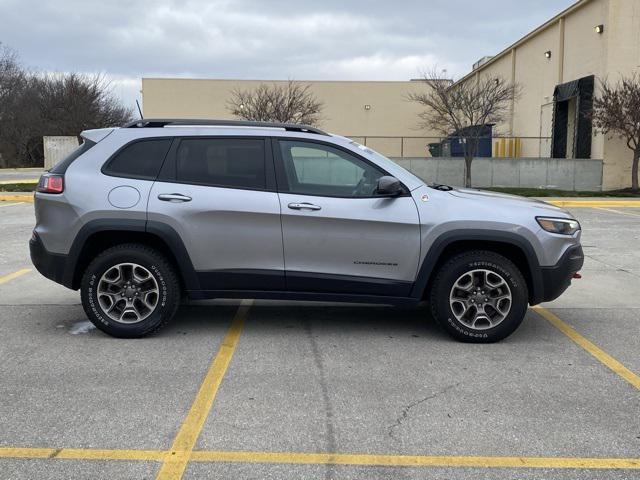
[
  {"left": 347, "top": 136, "right": 554, "bottom": 159},
  {"left": 346, "top": 135, "right": 601, "bottom": 190}
]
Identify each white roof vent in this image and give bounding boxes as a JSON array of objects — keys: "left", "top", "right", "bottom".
[{"left": 473, "top": 56, "right": 494, "bottom": 70}]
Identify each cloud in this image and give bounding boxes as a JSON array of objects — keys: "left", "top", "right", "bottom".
[{"left": 0, "top": 0, "right": 575, "bottom": 107}]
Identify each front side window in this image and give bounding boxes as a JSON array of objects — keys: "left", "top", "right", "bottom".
[
  {"left": 104, "top": 139, "right": 172, "bottom": 180},
  {"left": 176, "top": 138, "right": 266, "bottom": 190},
  {"left": 278, "top": 140, "right": 385, "bottom": 197}
]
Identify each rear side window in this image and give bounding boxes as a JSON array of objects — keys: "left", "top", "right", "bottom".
[
  {"left": 50, "top": 140, "right": 96, "bottom": 174},
  {"left": 104, "top": 139, "right": 172, "bottom": 180},
  {"left": 176, "top": 138, "right": 266, "bottom": 190}
]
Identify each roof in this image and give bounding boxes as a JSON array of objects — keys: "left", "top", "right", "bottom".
[{"left": 123, "top": 119, "right": 328, "bottom": 136}]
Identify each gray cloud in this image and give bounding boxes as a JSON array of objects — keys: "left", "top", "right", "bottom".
[{"left": 0, "top": 0, "right": 575, "bottom": 108}]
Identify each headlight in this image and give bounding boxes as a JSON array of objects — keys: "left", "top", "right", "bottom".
[{"left": 536, "top": 217, "right": 581, "bottom": 235}]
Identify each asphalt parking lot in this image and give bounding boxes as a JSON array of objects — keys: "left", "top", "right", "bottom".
[{"left": 0, "top": 199, "right": 639, "bottom": 480}]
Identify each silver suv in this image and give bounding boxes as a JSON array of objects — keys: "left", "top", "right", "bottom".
[{"left": 30, "top": 119, "right": 583, "bottom": 342}]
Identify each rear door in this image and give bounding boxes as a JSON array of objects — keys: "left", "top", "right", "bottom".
[
  {"left": 273, "top": 138, "right": 421, "bottom": 296},
  {"left": 147, "top": 136, "right": 284, "bottom": 291}
]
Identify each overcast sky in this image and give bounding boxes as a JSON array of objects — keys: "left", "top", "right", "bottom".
[{"left": 0, "top": 0, "right": 575, "bottom": 110}]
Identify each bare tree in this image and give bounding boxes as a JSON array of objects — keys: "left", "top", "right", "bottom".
[
  {"left": 0, "top": 44, "right": 132, "bottom": 167},
  {"left": 0, "top": 43, "right": 23, "bottom": 105},
  {"left": 227, "top": 80, "right": 323, "bottom": 126},
  {"left": 592, "top": 74, "right": 640, "bottom": 192},
  {"left": 408, "top": 68, "right": 520, "bottom": 187},
  {"left": 36, "top": 72, "right": 133, "bottom": 133},
  {"left": 0, "top": 43, "right": 27, "bottom": 167}
]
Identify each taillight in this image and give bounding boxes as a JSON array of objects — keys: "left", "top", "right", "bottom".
[{"left": 37, "top": 174, "right": 64, "bottom": 194}]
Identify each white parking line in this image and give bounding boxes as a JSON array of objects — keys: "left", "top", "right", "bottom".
[
  {"left": 0, "top": 202, "right": 24, "bottom": 208},
  {"left": 593, "top": 206, "right": 640, "bottom": 218}
]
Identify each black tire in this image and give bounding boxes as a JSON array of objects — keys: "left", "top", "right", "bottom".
[
  {"left": 81, "top": 243, "right": 180, "bottom": 338},
  {"left": 429, "top": 250, "right": 528, "bottom": 343}
]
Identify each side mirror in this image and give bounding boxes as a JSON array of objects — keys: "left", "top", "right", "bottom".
[{"left": 376, "top": 176, "right": 403, "bottom": 196}]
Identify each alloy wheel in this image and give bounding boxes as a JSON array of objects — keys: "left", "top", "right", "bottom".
[
  {"left": 449, "top": 269, "right": 512, "bottom": 330},
  {"left": 97, "top": 263, "right": 160, "bottom": 324}
]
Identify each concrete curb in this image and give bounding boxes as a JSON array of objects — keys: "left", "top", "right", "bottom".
[
  {"left": 546, "top": 200, "right": 640, "bottom": 207},
  {"left": 0, "top": 167, "right": 43, "bottom": 171},
  {"left": 0, "top": 179, "right": 39, "bottom": 185},
  {"left": 0, "top": 193, "right": 34, "bottom": 202}
]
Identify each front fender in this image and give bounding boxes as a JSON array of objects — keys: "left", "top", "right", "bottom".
[{"left": 410, "top": 229, "right": 544, "bottom": 304}]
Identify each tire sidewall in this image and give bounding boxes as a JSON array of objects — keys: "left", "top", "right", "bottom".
[
  {"left": 434, "top": 255, "right": 528, "bottom": 342},
  {"left": 82, "top": 249, "right": 175, "bottom": 337}
]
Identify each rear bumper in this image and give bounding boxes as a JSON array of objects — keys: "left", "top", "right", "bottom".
[
  {"left": 539, "top": 244, "right": 584, "bottom": 303},
  {"left": 29, "top": 233, "right": 70, "bottom": 288}
]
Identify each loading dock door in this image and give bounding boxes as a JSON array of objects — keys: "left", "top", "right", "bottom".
[{"left": 551, "top": 75, "right": 594, "bottom": 159}]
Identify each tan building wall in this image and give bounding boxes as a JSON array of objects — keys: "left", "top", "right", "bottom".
[
  {"left": 141, "top": 0, "right": 640, "bottom": 189},
  {"left": 142, "top": 79, "right": 440, "bottom": 156},
  {"left": 457, "top": 0, "right": 640, "bottom": 190}
]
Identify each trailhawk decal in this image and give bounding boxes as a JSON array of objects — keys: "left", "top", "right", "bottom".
[{"left": 353, "top": 261, "right": 399, "bottom": 267}]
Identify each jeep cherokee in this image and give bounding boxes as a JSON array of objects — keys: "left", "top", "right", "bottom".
[{"left": 30, "top": 119, "right": 584, "bottom": 342}]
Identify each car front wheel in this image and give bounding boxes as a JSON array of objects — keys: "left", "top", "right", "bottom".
[{"left": 430, "top": 250, "right": 528, "bottom": 343}]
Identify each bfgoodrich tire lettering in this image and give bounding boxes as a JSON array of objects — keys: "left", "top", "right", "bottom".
[
  {"left": 430, "top": 250, "right": 528, "bottom": 343},
  {"left": 81, "top": 243, "right": 180, "bottom": 338}
]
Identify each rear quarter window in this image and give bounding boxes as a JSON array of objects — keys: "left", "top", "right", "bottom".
[
  {"left": 103, "top": 138, "right": 172, "bottom": 180},
  {"left": 50, "top": 140, "right": 96, "bottom": 174}
]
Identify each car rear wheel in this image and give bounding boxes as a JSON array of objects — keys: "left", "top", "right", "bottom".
[
  {"left": 430, "top": 250, "right": 528, "bottom": 343},
  {"left": 81, "top": 244, "right": 180, "bottom": 338}
]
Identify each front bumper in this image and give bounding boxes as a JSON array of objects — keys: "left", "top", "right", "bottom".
[
  {"left": 539, "top": 244, "right": 584, "bottom": 302},
  {"left": 29, "top": 233, "right": 68, "bottom": 287}
]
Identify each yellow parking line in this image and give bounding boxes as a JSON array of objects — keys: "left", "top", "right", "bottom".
[
  {"left": 547, "top": 200, "right": 640, "bottom": 207},
  {"left": 1, "top": 447, "right": 638, "bottom": 470},
  {"left": 0, "top": 194, "right": 33, "bottom": 203},
  {"left": 190, "top": 450, "right": 640, "bottom": 469},
  {"left": 55, "top": 448, "right": 166, "bottom": 461},
  {"left": 534, "top": 306, "right": 640, "bottom": 390},
  {"left": 0, "top": 268, "right": 31, "bottom": 285},
  {"left": 155, "top": 299, "right": 253, "bottom": 480},
  {"left": 0, "top": 447, "right": 55, "bottom": 459},
  {"left": 0, "top": 447, "right": 165, "bottom": 461}
]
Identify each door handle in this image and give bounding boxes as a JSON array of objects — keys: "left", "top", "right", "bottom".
[
  {"left": 158, "top": 193, "right": 192, "bottom": 202},
  {"left": 288, "top": 202, "right": 321, "bottom": 211}
]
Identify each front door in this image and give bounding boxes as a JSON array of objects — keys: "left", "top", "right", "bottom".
[{"left": 274, "top": 139, "right": 421, "bottom": 296}]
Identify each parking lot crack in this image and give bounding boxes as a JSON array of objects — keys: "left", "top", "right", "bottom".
[
  {"left": 584, "top": 254, "right": 640, "bottom": 278},
  {"left": 303, "top": 318, "right": 337, "bottom": 480},
  {"left": 388, "top": 382, "right": 460, "bottom": 440}
]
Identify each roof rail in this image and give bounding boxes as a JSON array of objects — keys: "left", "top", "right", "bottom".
[{"left": 122, "top": 119, "right": 328, "bottom": 135}]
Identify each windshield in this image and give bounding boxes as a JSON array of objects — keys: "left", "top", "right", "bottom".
[{"left": 344, "top": 139, "right": 425, "bottom": 189}]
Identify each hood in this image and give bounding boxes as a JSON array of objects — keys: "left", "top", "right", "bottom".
[{"left": 447, "top": 187, "right": 571, "bottom": 215}]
